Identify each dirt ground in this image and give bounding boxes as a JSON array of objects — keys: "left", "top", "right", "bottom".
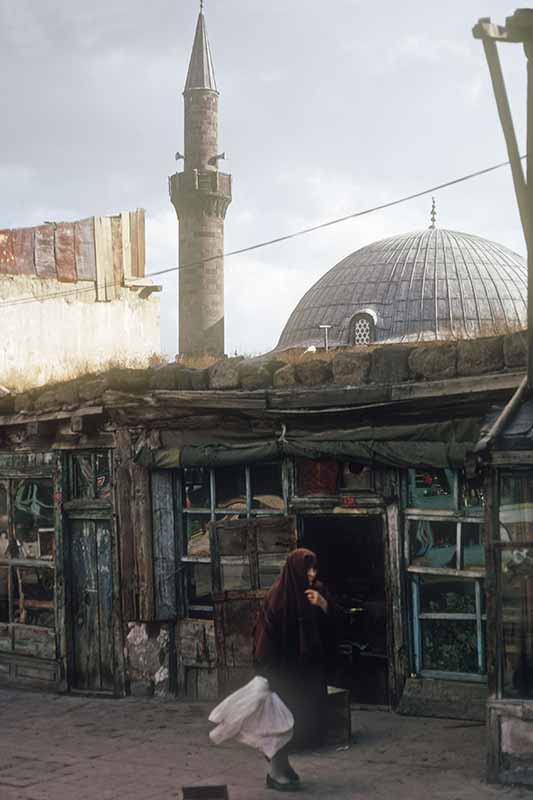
[{"left": 0, "top": 688, "right": 529, "bottom": 800}]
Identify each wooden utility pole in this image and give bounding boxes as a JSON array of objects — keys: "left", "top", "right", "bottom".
[{"left": 474, "top": 10, "right": 533, "bottom": 388}]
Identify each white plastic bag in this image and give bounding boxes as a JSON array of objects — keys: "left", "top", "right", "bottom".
[{"left": 209, "top": 676, "right": 294, "bottom": 759}]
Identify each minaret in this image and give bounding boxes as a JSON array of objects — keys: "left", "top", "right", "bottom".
[{"left": 170, "top": 4, "right": 232, "bottom": 355}]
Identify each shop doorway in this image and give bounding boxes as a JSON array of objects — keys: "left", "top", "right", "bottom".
[{"left": 301, "top": 514, "right": 389, "bottom": 705}]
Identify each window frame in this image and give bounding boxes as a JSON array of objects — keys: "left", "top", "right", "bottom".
[
  {"left": 349, "top": 312, "right": 376, "bottom": 346},
  {"left": 178, "top": 461, "right": 289, "bottom": 617},
  {"left": 404, "top": 468, "right": 487, "bottom": 682}
]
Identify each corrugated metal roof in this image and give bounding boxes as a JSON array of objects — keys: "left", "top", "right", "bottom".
[
  {"left": 277, "top": 228, "right": 527, "bottom": 349},
  {"left": 184, "top": 11, "right": 217, "bottom": 92}
]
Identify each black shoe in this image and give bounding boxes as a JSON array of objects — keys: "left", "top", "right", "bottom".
[
  {"left": 286, "top": 766, "right": 300, "bottom": 783},
  {"left": 266, "top": 774, "right": 300, "bottom": 792}
]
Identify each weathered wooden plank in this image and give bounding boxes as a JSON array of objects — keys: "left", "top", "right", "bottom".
[
  {"left": 130, "top": 211, "right": 139, "bottom": 279},
  {"left": 135, "top": 208, "right": 145, "bottom": 278},
  {"left": 12, "top": 625, "right": 56, "bottom": 660},
  {"left": 94, "top": 215, "right": 115, "bottom": 301},
  {"left": 54, "top": 222, "right": 77, "bottom": 283},
  {"left": 96, "top": 521, "right": 115, "bottom": 691},
  {"left": 74, "top": 217, "right": 97, "bottom": 281},
  {"left": 115, "top": 430, "right": 135, "bottom": 622},
  {"left": 70, "top": 519, "right": 101, "bottom": 690},
  {"left": 178, "top": 618, "right": 216, "bottom": 667},
  {"left": 111, "top": 215, "right": 124, "bottom": 291},
  {"left": 34, "top": 224, "right": 56, "bottom": 278},
  {"left": 121, "top": 212, "right": 133, "bottom": 281},
  {"left": 386, "top": 503, "right": 407, "bottom": 708},
  {"left": 151, "top": 470, "right": 177, "bottom": 620},
  {"left": 130, "top": 464, "right": 155, "bottom": 620},
  {"left": 12, "top": 227, "right": 35, "bottom": 275}
]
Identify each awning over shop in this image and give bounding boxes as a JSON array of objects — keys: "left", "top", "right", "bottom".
[{"left": 136, "top": 418, "right": 482, "bottom": 470}]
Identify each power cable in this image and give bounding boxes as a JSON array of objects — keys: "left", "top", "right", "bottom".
[{"left": 0, "top": 154, "right": 525, "bottom": 309}]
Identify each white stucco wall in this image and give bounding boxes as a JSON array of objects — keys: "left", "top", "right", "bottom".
[{"left": 0, "top": 276, "right": 160, "bottom": 391}]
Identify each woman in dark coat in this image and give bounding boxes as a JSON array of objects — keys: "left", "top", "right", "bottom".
[{"left": 254, "top": 548, "right": 337, "bottom": 791}]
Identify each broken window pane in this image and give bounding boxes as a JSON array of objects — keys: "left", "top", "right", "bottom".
[
  {"left": 185, "top": 562, "right": 212, "bottom": 608},
  {"left": 13, "top": 567, "right": 55, "bottom": 628},
  {"left": 422, "top": 620, "right": 479, "bottom": 673},
  {"left": 185, "top": 514, "right": 211, "bottom": 558},
  {"left": 252, "top": 462, "right": 284, "bottom": 512},
  {"left": 409, "top": 519, "right": 458, "bottom": 569},
  {"left": 419, "top": 576, "right": 476, "bottom": 614},
  {"left": 501, "top": 548, "right": 533, "bottom": 698},
  {"left": 215, "top": 467, "right": 247, "bottom": 511},
  {"left": 408, "top": 468, "right": 456, "bottom": 510},
  {"left": 183, "top": 467, "right": 210, "bottom": 510},
  {"left": 462, "top": 523, "right": 485, "bottom": 568},
  {"left": 13, "top": 479, "right": 54, "bottom": 560},
  {"left": 500, "top": 473, "right": 533, "bottom": 543}
]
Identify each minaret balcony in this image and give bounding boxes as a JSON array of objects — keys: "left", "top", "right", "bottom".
[{"left": 169, "top": 170, "right": 232, "bottom": 201}]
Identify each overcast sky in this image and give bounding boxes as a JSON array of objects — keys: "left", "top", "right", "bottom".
[{"left": 0, "top": 0, "right": 530, "bottom": 357}]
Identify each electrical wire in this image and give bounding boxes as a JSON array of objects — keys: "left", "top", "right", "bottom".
[{"left": 0, "top": 154, "right": 524, "bottom": 309}]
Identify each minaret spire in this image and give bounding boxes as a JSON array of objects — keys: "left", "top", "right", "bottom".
[{"left": 169, "top": 6, "right": 232, "bottom": 356}]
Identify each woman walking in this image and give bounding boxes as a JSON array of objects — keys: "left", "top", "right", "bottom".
[{"left": 254, "top": 548, "right": 337, "bottom": 791}]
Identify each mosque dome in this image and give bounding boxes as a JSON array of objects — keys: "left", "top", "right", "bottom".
[{"left": 276, "top": 227, "right": 527, "bottom": 350}]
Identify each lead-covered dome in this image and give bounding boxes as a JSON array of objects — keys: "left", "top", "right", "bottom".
[{"left": 277, "top": 228, "right": 527, "bottom": 350}]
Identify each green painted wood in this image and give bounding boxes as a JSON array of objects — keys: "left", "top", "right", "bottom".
[
  {"left": 96, "top": 522, "right": 115, "bottom": 692},
  {"left": 70, "top": 519, "right": 100, "bottom": 690}
]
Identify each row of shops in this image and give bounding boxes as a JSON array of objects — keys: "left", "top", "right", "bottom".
[{"left": 0, "top": 349, "right": 531, "bottom": 785}]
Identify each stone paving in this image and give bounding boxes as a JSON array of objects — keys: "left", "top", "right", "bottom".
[{"left": 0, "top": 688, "right": 529, "bottom": 800}]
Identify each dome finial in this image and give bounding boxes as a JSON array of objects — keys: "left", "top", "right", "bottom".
[
  {"left": 429, "top": 197, "right": 437, "bottom": 230},
  {"left": 200, "top": 0, "right": 204, "bottom": 11}
]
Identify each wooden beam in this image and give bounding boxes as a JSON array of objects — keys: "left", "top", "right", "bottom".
[{"left": 94, "top": 216, "right": 115, "bottom": 301}]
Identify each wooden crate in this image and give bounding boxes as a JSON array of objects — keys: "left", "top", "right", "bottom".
[{"left": 325, "top": 686, "right": 351, "bottom": 747}]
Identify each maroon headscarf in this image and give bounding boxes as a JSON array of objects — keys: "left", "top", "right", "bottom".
[{"left": 254, "top": 548, "right": 324, "bottom": 667}]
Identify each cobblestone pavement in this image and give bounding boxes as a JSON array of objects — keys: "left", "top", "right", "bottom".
[{"left": 0, "top": 688, "right": 529, "bottom": 800}]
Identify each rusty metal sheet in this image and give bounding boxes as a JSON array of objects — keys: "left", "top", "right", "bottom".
[
  {"left": 55, "top": 222, "right": 77, "bottom": 282},
  {"left": 34, "top": 224, "right": 56, "bottom": 278},
  {"left": 74, "top": 217, "right": 96, "bottom": 281},
  {"left": 0, "top": 229, "right": 16, "bottom": 274},
  {"left": 13, "top": 227, "right": 35, "bottom": 275}
]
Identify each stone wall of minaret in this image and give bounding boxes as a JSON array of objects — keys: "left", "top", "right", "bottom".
[{"left": 170, "top": 12, "right": 232, "bottom": 356}]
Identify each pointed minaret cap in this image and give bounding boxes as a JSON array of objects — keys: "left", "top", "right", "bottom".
[{"left": 184, "top": 4, "right": 218, "bottom": 92}]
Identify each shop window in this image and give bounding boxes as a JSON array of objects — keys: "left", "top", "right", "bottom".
[
  {"left": 179, "top": 462, "right": 287, "bottom": 616},
  {"left": 406, "top": 471, "right": 486, "bottom": 680},
  {"left": 340, "top": 463, "right": 374, "bottom": 492},
  {"left": 0, "top": 477, "right": 56, "bottom": 646},
  {"left": 69, "top": 452, "right": 111, "bottom": 501},
  {"left": 500, "top": 472, "right": 533, "bottom": 542},
  {"left": 407, "top": 468, "right": 457, "bottom": 510}
]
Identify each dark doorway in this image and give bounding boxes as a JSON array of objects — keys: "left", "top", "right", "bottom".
[{"left": 301, "top": 515, "right": 389, "bottom": 705}]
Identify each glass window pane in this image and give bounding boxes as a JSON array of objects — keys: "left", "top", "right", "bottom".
[
  {"left": 221, "top": 556, "right": 251, "bottom": 590},
  {"left": 422, "top": 620, "right": 479, "bottom": 673},
  {"left": 186, "top": 515, "right": 211, "bottom": 558},
  {"left": 296, "top": 459, "right": 340, "bottom": 496},
  {"left": 419, "top": 576, "right": 476, "bottom": 614},
  {"left": 186, "top": 562, "right": 212, "bottom": 606},
  {"left": 259, "top": 554, "right": 285, "bottom": 588},
  {"left": 501, "top": 548, "right": 533, "bottom": 698},
  {"left": 0, "top": 566, "right": 8, "bottom": 623},
  {"left": 463, "top": 474, "right": 485, "bottom": 513},
  {"left": 408, "top": 469, "right": 456, "bottom": 510},
  {"left": 13, "top": 567, "right": 55, "bottom": 628},
  {"left": 184, "top": 467, "right": 210, "bottom": 510},
  {"left": 72, "top": 455, "right": 95, "bottom": 499},
  {"left": 462, "top": 523, "right": 485, "bottom": 568},
  {"left": 215, "top": 467, "right": 246, "bottom": 511},
  {"left": 409, "top": 519, "right": 458, "bottom": 568},
  {"left": 500, "top": 473, "right": 533, "bottom": 542},
  {"left": 95, "top": 453, "right": 111, "bottom": 500},
  {"left": 13, "top": 479, "right": 54, "bottom": 560},
  {"left": 252, "top": 463, "right": 284, "bottom": 511},
  {"left": 341, "top": 463, "right": 374, "bottom": 492}
]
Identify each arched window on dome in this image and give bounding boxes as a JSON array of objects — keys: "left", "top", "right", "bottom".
[{"left": 349, "top": 313, "right": 375, "bottom": 346}]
